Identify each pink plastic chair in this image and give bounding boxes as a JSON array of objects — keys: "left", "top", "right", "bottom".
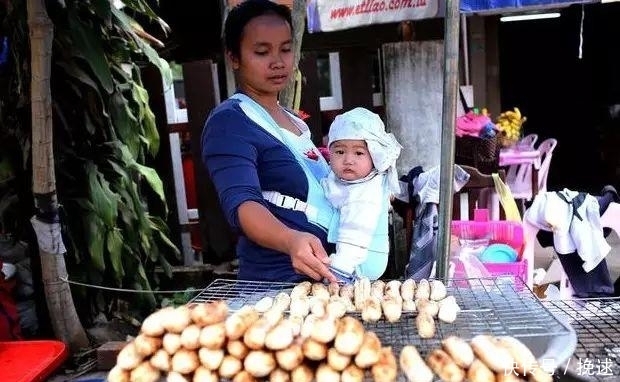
[
  {"left": 506, "top": 134, "right": 539, "bottom": 184},
  {"left": 519, "top": 133, "right": 539, "bottom": 149},
  {"left": 508, "top": 138, "right": 557, "bottom": 201}
]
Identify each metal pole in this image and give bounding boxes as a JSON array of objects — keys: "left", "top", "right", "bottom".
[
  {"left": 436, "top": 0, "right": 461, "bottom": 281},
  {"left": 461, "top": 14, "right": 470, "bottom": 86}
]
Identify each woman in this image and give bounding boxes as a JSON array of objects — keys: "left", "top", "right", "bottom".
[{"left": 202, "top": 0, "right": 337, "bottom": 283}]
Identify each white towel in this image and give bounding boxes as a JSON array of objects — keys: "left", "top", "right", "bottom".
[{"left": 524, "top": 189, "right": 610, "bottom": 273}]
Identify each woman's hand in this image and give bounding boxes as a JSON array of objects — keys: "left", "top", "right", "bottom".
[
  {"left": 284, "top": 231, "right": 337, "bottom": 282},
  {"left": 237, "top": 201, "right": 337, "bottom": 282}
]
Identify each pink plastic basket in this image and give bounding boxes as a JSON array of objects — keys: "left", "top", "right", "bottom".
[
  {"left": 451, "top": 220, "right": 524, "bottom": 257},
  {"left": 452, "top": 259, "right": 528, "bottom": 291},
  {"left": 450, "top": 216, "right": 527, "bottom": 290}
]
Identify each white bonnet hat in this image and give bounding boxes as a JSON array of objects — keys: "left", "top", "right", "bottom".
[{"left": 328, "top": 107, "right": 402, "bottom": 193}]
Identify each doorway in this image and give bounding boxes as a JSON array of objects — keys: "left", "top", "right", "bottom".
[{"left": 498, "top": 3, "right": 620, "bottom": 193}]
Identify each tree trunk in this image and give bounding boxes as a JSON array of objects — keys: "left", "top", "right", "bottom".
[
  {"left": 279, "top": 0, "right": 306, "bottom": 110},
  {"left": 27, "top": 0, "right": 89, "bottom": 352}
]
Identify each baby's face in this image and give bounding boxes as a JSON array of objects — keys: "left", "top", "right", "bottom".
[{"left": 329, "top": 139, "right": 374, "bottom": 181}]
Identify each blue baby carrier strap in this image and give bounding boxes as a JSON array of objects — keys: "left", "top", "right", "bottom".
[{"left": 230, "top": 93, "right": 336, "bottom": 231}]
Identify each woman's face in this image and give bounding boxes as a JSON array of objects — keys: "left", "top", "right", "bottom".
[{"left": 231, "top": 14, "right": 294, "bottom": 96}]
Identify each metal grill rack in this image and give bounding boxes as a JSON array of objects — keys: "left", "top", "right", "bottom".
[
  {"left": 192, "top": 278, "right": 573, "bottom": 359},
  {"left": 191, "top": 279, "right": 298, "bottom": 310},
  {"left": 543, "top": 298, "right": 620, "bottom": 381}
]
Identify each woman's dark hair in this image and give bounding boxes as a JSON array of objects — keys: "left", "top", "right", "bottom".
[{"left": 224, "top": 0, "right": 293, "bottom": 58}]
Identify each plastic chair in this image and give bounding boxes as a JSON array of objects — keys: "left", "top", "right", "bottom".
[
  {"left": 521, "top": 219, "right": 539, "bottom": 290},
  {"left": 453, "top": 165, "right": 506, "bottom": 221},
  {"left": 506, "top": 134, "right": 538, "bottom": 183},
  {"left": 508, "top": 138, "right": 557, "bottom": 201},
  {"left": 520, "top": 133, "right": 539, "bottom": 148}
]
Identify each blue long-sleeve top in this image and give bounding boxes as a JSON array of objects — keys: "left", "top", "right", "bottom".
[{"left": 201, "top": 97, "right": 331, "bottom": 282}]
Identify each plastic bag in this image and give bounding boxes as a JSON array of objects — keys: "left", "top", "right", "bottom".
[
  {"left": 456, "top": 246, "right": 492, "bottom": 279},
  {"left": 449, "top": 237, "right": 494, "bottom": 287},
  {"left": 492, "top": 173, "right": 522, "bottom": 222}
]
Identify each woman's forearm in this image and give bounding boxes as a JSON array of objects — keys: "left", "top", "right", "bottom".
[
  {"left": 237, "top": 201, "right": 296, "bottom": 254},
  {"left": 238, "top": 201, "right": 336, "bottom": 282}
]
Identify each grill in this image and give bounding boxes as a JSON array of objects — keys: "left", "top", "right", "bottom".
[
  {"left": 191, "top": 277, "right": 575, "bottom": 376},
  {"left": 543, "top": 298, "right": 620, "bottom": 381}
]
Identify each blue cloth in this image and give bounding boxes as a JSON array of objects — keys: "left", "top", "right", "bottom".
[
  {"left": 403, "top": 166, "right": 437, "bottom": 281},
  {"left": 0, "top": 37, "right": 8, "bottom": 68},
  {"left": 404, "top": 165, "right": 470, "bottom": 280},
  {"left": 405, "top": 203, "right": 438, "bottom": 280},
  {"left": 202, "top": 97, "right": 333, "bottom": 282}
]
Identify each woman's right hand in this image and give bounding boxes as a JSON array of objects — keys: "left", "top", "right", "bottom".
[{"left": 285, "top": 230, "right": 337, "bottom": 282}]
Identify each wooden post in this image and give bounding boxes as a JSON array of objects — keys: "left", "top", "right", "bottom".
[
  {"left": 435, "top": 0, "right": 461, "bottom": 281},
  {"left": 279, "top": 0, "right": 306, "bottom": 109},
  {"left": 27, "top": 0, "right": 89, "bottom": 351}
]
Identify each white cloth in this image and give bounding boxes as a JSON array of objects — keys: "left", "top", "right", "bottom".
[
  {"left": 413, "top": 165, "right": 470, "bottom": 213},
  {"left": 321, "top": 171, "right": 388, "bottom": 274},
  {"left": 328, "top": 107, "right": 402, "bottom": 194},
  {"left": 30, "top": 216, "right": 67, "bottom": 255},
  {"left": 524, "top": 189, "right": 610, "bottom": 273}
]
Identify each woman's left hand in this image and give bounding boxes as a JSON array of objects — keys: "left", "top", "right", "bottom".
[{"left": 285, "top": 230, "right": 337, "bottom": 282}]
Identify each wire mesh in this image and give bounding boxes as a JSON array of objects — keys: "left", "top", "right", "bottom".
[
  {"left": 190, "top": 277, "right": 574, "bottom": 381},
  {"left": 192, "top": 277, "right": 569, "bottom": 342},
  {"left": 543, "top": 298, "right": 620, "bottom": 381},
  {"left": 191, "top": 279, "right": 298, "bottom": 310}
]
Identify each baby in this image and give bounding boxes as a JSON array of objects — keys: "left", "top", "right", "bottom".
[{"left": 322, "top": 107, "right": 402, "bottom": 282}]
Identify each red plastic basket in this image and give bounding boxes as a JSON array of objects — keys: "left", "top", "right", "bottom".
[{"left": 0, "top": 340, "right": 68, "bottom": 382}]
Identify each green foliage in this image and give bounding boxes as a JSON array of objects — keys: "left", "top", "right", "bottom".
[
  {"left": 160, "top": 287, "right": 200, "bottom": 308},
  {"left": 0, "top": 0, "right": 180, "bottom": 319}
]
